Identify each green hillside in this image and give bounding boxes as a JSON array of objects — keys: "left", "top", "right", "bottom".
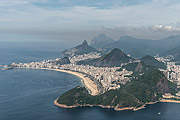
[
  {"left": 57, "top": 70, "right": 178, "bottom": 110},
  {"left": 140, "top": 55, "right": 166, "bottom": 69},
  {"left": 118, "top": 61, "right": 157, "bottom": 76},
  {"left": 77, "top": 48, "right": 133, "bottom": 67}
]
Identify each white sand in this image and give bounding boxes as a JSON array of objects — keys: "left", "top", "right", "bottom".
[{"left": 18, "top": 67, "right": 99, "bottom": 96}]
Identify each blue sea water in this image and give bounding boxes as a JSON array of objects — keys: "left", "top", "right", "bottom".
[
  {"left": 0, "top": 40, "right": 180, "bottom": 120},
  {"left": 0, "top": 66, "right": 4, "bottom": 69}
]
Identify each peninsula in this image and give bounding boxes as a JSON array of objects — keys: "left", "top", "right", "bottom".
[{"left": 7, "top": 40, "right": 180, "bottom": 111}]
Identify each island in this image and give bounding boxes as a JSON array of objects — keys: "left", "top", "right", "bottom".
[{"left": 6, "top": 40, "right": 180, "bottom": 111}]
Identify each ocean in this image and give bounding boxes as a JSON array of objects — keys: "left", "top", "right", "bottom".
[{"left": 0, "top": 40, "right": 180, "bottom": 120}]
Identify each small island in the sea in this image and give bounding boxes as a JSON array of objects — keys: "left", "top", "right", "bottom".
[{"left": 7, "top": 39, "right": 180, "bottom": 111}]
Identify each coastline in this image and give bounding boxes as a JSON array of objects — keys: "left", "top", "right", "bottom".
[
  {"left": 55, "top": 98, "right": 180, "bottom": 111},
  {"left": 12, "top": 67, "right": 180, "bottom": 111},
  {"left": 54, "top": 98, "right": 159, "bottom": 111},
  {"left": 160, "top": 99, "right": 180, "bottom": 103},
  {"left": 15, "top": 67, "right": 99, "bottom": 96}
]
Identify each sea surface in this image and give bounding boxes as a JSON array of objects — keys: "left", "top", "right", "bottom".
[{"left": 0, "top": 40, "right": 180, "bottom": 120}]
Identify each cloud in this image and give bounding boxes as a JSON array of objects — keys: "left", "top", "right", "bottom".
[
  {"left": 152, "top": 25, "right": 180, "bottom": 31},
  {"left": 0, "top": 0, "right": 180, "bottom": 38}
]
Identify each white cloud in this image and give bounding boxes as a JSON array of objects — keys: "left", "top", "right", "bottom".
[
  {"left": 0, "top": 0, "right": 180, "bottom": 32},
  {"left": 152, "top": 25, "right": 180, "bottom": 31}
]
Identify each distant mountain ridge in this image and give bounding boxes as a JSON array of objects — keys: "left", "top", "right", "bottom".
[
  {"left": 91, "top": 34, "right": 180, "bottom": 58},
  {"left": 90, "top": 34, "right": 115, "bottom": 48},
  {"left": 62, "top": 40, "right": 98, "bottom": 57},
  {"left": 161, "top": 45, "right": 180, "bottom": 64},
  {"left": 77, "top": 48, "right": 133, "bottom": 67}
]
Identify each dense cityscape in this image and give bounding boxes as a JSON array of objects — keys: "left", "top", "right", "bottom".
[
  {"left": 155, "top": 56, "right": 180, "bottom": 88},
  {"left": 2, "top": 0, "right": 180, "bottom": 119},
  {"left": 7, "top": 50, "right": 180, "bottom": 98},
  {"left": 9, "top": 52, "right": 134, "bottom": 93},
  {"left": 3, "top": 43, "right": 180, "bottom": 113}
]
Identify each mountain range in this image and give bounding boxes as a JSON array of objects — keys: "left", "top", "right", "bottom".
[
  {"left": 77, "top": 47, "right": 166, "bottom": 71},
  {"left": 61, "top": 34, "right": 180, "bottom": 60},
  {"left": 57, "top": 41, "right": 179, "bottom": 111},
  {"left": 161, "top": 45, "right": 180, "bottom": 64},
  {"left": 77, "top": 48, "right": 133, "bottom": 67},
  {"left": 91, "top": 34, "right": 180, "bottom": 58}
]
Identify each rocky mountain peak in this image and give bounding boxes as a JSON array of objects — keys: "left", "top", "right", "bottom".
[{"left": 82, "top": 40, "right": 88, "bottom": 46}]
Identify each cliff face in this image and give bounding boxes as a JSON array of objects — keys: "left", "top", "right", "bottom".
[
  {"left": 157, "top": 77, "right": 170, "bottom": 94},
  {"left": 77, "top": 48, "right": 133, "bottom": 67},
  {"left": 57, "top": 70, "right": 177, "bottom": 110}
]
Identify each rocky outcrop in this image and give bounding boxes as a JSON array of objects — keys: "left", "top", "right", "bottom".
[{"left": 62, "top": 40, "right": 98, "bottom": 57}]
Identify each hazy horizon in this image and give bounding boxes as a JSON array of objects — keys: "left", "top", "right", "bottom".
[{"left": 1, "top": 0, "right": 180, "bottom": 43}]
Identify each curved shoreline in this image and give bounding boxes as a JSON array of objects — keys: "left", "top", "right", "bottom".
[
  {"left": 54, "top": 98, "right": 180, "bottom": 111},
  {"left": 54, "top": 99, "right": 159, "bottom": 111},
  {"left": 12, "top": 67, "right": 180, "bottom": 111},
  {"left": 15, "top": 67, "right": 99, "bottom": 96}
]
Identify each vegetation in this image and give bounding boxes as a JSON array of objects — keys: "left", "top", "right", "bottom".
[
  {"left": 77, "top": 48, "right": 133, "bottom": 67},
  {"left": 118, "top": 61, "right": 157, "bottom": 76},
  {"left": 98, "top": 35, "right": 180, "bottom": 58},
  {"left": 140, "top": 55, "right": 167, "bottom": 69},
  {"left": 57, "top": 70, "right": 178, "bottom": 109},
  {"left": 161, "top": 45, "right": 180, "bottom": 64}
]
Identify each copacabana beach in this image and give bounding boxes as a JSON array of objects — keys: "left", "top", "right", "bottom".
[
  {"left": 1, "top": 41, "right": 180, "bottom": 120},
  {"left": 15, "top": 67, "right": 99, "bottom": 96}
]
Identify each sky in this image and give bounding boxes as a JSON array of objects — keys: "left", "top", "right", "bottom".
[{"left": 1, "top": 0, "right": 180, "bottom": 42}]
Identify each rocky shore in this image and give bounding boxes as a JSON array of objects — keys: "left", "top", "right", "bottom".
[{"left": 54, "top": 98, "right": 159, "bottom": 111}]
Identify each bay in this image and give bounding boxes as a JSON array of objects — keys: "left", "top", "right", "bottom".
[{"left": 0, "top": 41, "right": 180, "bottom": 120}]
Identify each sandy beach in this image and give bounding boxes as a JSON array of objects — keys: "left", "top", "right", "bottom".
[
  {"left": 160, "top": 99, "right": 180, "bottom": 103},
  {"left": 15, "top": 67, "right": 180, "bottom": 111},
  {"left": 54, "top": 69, "right": 99, "bottom": 96},
  {"left": 16, "top": 67, "right": 99, "bottom": 96}
]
